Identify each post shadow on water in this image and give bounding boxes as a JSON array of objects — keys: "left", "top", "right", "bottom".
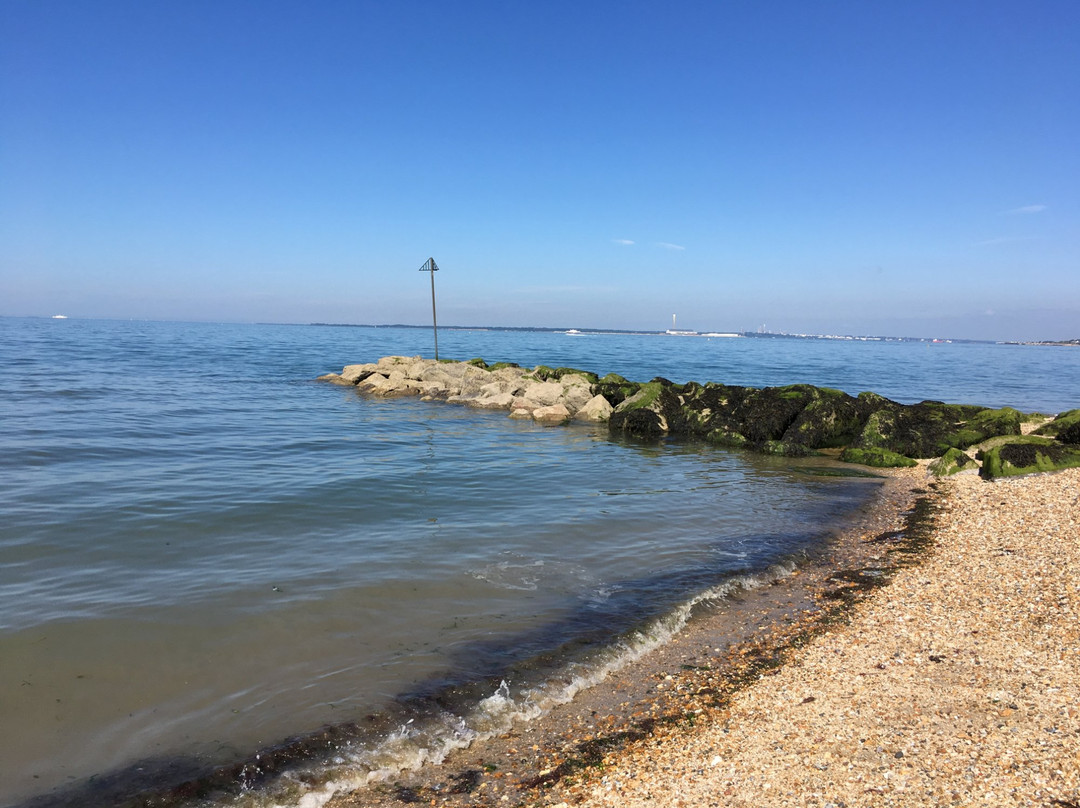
[{"left": 12, "top": 440, "right": 883, "bottom": 808}]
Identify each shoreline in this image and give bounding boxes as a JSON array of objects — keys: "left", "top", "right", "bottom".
[
  {"left": 326, "top": 466, "right": 937, "bottom": 807},
  {"left": 582, "top": 467, "right": 1080, "bottom": 807},
  {"left": 327, "top": 467, "right": 1080, "bottom": 808}
]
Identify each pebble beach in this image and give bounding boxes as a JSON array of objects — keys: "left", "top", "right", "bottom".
[
  {"left": 329, "top": 465, "right": 1080, "bottom": 808},
  {"left": 581, "top": 466, "right": 1080, "bottom": 808}
]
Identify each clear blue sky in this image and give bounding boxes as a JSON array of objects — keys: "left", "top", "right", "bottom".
[{"left": 2, "top": 1, "right": 1077, "bottom": 340}]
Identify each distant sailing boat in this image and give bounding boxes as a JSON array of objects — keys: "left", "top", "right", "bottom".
[{"left": 666, "top": 314, "right": 697, "bottom": 336}]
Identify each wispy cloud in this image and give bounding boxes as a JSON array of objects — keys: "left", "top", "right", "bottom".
[
  {"left": 612, "top": 238, "right": 635, "bottom": 245},
  {"left": 655, "top": 241, "right": 685, "bottom": 251},
  {"left": 1005, "top": 204, "right": 1047, "bottom": 215}
]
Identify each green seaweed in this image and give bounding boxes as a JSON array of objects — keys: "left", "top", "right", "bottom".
[
  {"left": 979, "top": 436, "right": 1080, "bottom": 479},
  {"left": 839, "top": 447, "right": 918, "bottom": 468},
  {"left": 928, "top": 447, "right": 978, "bottom": 477},
  {"left": 1034, "top": 409, "right": 1080, "bottom": 445}
]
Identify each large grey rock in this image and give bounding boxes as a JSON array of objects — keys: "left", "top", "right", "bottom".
[
  {"left": 574, "top": 394, "right": 614, "bottom": 422},
  {"left": 521, "top": 381, "right": 564, "bottom": 407},
  {"left": 560, "top": 375, "right": 596, "bottom": 414},
  {"left": 532, "top": 404, "right": 571, "bottom": 424},
  {"left": 470, "top": 392, "right": 516, "bottom": 410},
  {"left": 457, "top": 366, "right": 492, "bottom": 397},
  {"left": 341, "top": 363, "right": 379, "bottom": 383},
  {"left": 356, "top": 373, "right": 390, "bottom": 393},
  {"left": 510, "top": 396, "right": 540, "bottom": 413},
  {"left": 491, "top": 366, "right": 528, "bottom": 390}
]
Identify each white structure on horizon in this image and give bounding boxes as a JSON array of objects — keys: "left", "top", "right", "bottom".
[{"left": 666, "top": 314, "right": 698, "bottom": 336}]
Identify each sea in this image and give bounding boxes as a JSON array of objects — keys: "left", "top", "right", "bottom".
[{"left": 2, "top": 316, "right": 1078, "bottom": 808}]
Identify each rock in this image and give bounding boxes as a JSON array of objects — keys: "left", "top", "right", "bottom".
[
  {"left": 340, "top": 363, "right": 379, "bottom": 383},
  {"left": 521, "top": 381, "right": 565, "bottom": 407},
  {"left": 978, "top": 437, "right": 1080, "bottom": 479},
  {"left": 376, "top": 355, "right": 418, "bottom": 370},
  {"left": 490, "top": 365, "right": 528, "bottom": 391},
  {"left": 850, "top": 403, "right": 1022, "bottom": 458},
  {"left": 321, "top": 357, "right": 1073, "bottom": 475},
  {"left": 1034, "top": 409, "right": 1080, "bottom": 445},
  {"left": 559, "top": 375, "right": 597, "bottom": 414},
  {"left": 531, "top": 404, "right": 571, "bottom": 425},
  {"left": 470, "top": 392, "right": 516, "bottom": 410},
  {"left": 416, "top": 380, "right": 450, "bottom": 398},
  {"left": 356, "top": 373, "right": 390, "bottom": 393},
  {"left": 510, "top": 397, "right": 540, "bottom": 413},
  {"left": 316, "top": 372, "right": 352, "bottom": 385},
  {"left": 574, "top": 394, "right": 614, "bottom": 422},
  {"left": 929, "top": 447, "right": 979, "bottom": 476},
  {"left": 457, "top": 366, "right": 492, "bottom": 396},
  {"left": 839, "top": 447, "right": 918, "bottom": 468}
]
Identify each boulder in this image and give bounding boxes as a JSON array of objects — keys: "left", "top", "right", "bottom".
[
  {"left": 978, "top": 437, "right": 1080, "bottom": 479},
  {"left": 532, "top": 404, "right": 571, "bottom": 425},
  {"left": 559, "top": 375, "right": 597, "bottom": 414},
  {"left": 838, "top": 447, "right": 918, "bottom": 468},
  {"left": 510, "top": 396, "right": 540, "bottom": 413},
  {"left": 323, "top": 357, "right": 1075, "bottom": 477},
  {"left": 340, "top": 363, "right": 379, "bottom": 383},
  {"left": 316, "top": 372, "right": 352, "bottom": 386},
  {"left": 470, "top": 392, "right": 516, "bottom": 410},
  {"left": 1034, "top": 409, "right": 1080, "bottom": 445},
  {"left": 521, "top": 381, "right": 565, "bottom": 407},
  {"left": 928, "top": 447, "right": 979, "bottom": 476},
  {"left": 375, "top": 355, "right": 418, "bottom": 372},
  {"left": 457, "top": 366, "right": 493, "bottom": 397},
  {"left": 574, "top": 394, "right": 614, "bottom": 422},
  {"left": 356, "top": 373, "right": 390, "bottom": 393}
]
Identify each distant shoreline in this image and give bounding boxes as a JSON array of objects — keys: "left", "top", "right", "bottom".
[{"left": 307, "top": 321, "right": 1009, "bottom": 345}]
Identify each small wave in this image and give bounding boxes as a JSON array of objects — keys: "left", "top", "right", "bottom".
[{"left": 235, "top": 561, "right": 798, "bottom": 808}]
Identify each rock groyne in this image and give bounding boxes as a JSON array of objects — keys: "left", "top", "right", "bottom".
[{"left": 319, "top": 356, "right": 1080, "bottom": 479}]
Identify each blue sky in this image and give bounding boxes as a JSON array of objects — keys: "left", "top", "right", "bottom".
[{"left": 2, "top": 1, "right": 1077, "bottom": 340}]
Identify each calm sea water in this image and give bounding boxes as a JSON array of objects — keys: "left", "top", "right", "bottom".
[{"left": 1, "top": 317, "right": 1077, "bottom": 808}]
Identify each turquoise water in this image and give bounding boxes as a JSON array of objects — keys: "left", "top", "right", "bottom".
[{"left": 1, "top": 318, "right": 1077, "bottom": 808}]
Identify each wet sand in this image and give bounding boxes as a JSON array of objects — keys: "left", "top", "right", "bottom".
[{"left": 327, "top": 465, "right": 952, "bottom": 807}]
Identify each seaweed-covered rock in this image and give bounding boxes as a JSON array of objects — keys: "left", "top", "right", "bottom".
[
  {"left": 979, "top": 436, "right": 1080, "bottom": 479},
  {"left": 839, "top": 447, "right": 918, "bottom": 468},
  {"left": 322, "top": 357, "right": 1074, "bottom": 477},
  {"left": 928, "top": 447, "right": 979, "bottom": 477},
  {"left": 592, "top": 373, "right": 641, "bottom": 408},
  {"left": 780, "top": 387, "right": 866, "bottom": 449},
  {"left": 850, "top": 402, "right": 1020, "bottom": 458},
  {"left": 528, "top": 365, "right": 600, "bottom": 384},
  {"left": 1034, "top": 409, "right": 1080, "bottom": 445},
  {"left": 611, "top": 407, "right": 666, "bottom": 438}
]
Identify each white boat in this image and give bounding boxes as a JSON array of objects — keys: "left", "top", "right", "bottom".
[{"left": 51, "top": 314, "right": 68, "bottom": 319}]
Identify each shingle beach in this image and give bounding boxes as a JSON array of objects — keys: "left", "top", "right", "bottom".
[
  {"left": 581, "top": 467, "right": 1080, "bottom": 808},
  {"left": 329, "top": 465, "right": 1079, "bottom": 808}
]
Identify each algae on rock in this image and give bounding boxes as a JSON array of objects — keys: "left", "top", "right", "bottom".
[{"left": 978, "top": 436, "right": 1080, "bottom": 479}]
